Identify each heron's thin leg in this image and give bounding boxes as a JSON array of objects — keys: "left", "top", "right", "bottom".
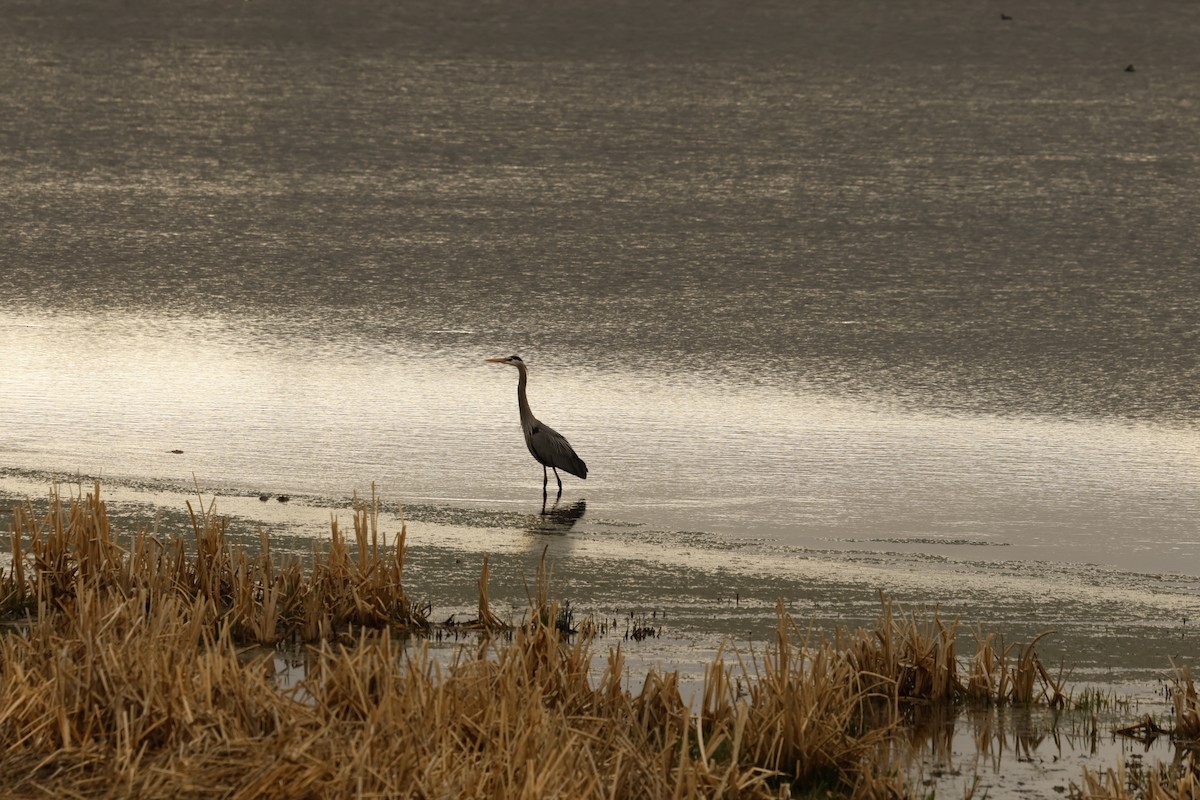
[
  {"left": 543, "top": 464, "right": 549, "bottom": 498},
  {"left": 553, "top": 468, "right": 563, "bottom": 499}
]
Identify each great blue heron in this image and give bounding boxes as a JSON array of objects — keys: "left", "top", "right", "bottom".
[{"left": 485, "top": 354, "right": 588, "bottom": 498}]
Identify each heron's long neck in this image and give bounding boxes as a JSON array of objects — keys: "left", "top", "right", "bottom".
[{"left": 516, "top": 366, "right": 534, "bottom": 427}]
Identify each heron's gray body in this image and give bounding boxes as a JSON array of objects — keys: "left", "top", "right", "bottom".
[
  {"left": 517, "top": 366, "right": 588, "bottom": 480},
  {"left": 488, "top": 354, "right": 587, "bottom": 496}
]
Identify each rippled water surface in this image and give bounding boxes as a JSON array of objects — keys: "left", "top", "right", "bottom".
[{"left": 2, "top": 3, "right": 1200, "bottom": 770}]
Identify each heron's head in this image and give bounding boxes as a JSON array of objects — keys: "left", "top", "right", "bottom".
[{"left": 485, "top": 354, "right": 525, "bottom": 368}]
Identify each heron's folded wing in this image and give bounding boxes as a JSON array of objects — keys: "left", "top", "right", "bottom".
[{"left": 530, "top": 423, "right": 588, "bottom": 479}]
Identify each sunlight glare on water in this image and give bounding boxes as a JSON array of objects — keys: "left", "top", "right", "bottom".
[{"left": 2, "top": 305, "right": 1198, "bottom": 580}]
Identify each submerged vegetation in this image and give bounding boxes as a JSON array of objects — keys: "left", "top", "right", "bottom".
[{"left": 0, "top": 483, "right": 1197, "bottom": 798}]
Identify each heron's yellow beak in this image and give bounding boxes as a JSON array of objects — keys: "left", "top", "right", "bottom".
[{"left": 484, "top": 357, "right": 508, "bottom": 363}]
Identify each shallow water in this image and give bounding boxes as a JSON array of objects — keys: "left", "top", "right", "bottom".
[{"left": 2, "top": 1, "right": 1200, "bottom": 790}]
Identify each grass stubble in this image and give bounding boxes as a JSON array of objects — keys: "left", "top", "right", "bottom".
[
  {"left": 0, "top": 483, "right": 1196, "bottom": 798},
  {"left": 1075, "top": 661, "right": 1200, "bottom": 800}
]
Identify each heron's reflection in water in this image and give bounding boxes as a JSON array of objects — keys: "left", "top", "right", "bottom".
[{"left": 527, "top": 499, "right": 587, "bottom": 535}]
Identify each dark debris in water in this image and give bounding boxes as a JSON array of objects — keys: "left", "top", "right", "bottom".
[
  {"left": 835, "top": 536, "right": 1011, "bottom": 547},
  {"left": 625, "top": 609, "right": 664, "bottom": 642},
  {"left": 1115, "top": 713, "right": 1168, "bottom": 744}
]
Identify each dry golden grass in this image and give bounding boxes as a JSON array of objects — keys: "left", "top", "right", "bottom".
[
  {"left": 1167, "top": 661, "right": 1200, "bottom": 741},
  {"left": 839, "top": 596, "right": 1069, "bottom": 709},
  {"left": 1073, "top": 758, "right": 1200, "bottom": 800},
  {"left": 1, "top": 588, "right": 790, "bottom": 799},
  {"left": 2, "top": 482, "right": 429, "bottom": 643},
  {"left": 1075, "top": 662, "right": 1200, "bottom": 800},
  {"left": 0, "top": 482, "right": 1081, "bottom": 798}
]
